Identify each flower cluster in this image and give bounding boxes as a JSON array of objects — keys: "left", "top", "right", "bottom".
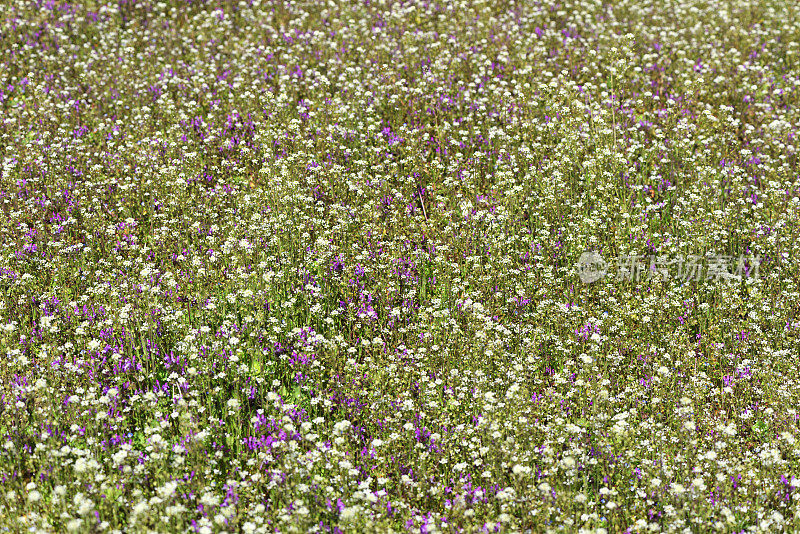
[{"left": 1, "top": 0, "right": 799, "bottom": 532}]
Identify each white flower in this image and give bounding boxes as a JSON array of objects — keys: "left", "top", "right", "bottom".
[
  {"left": 506, "top": 382, "right": 520, "bottom": 398},
  {"left": 340, "top": 506, "right": 359, "bottom": 521},
  {"left": 27, "top": 490, "right": 41, "bottom": 503},
  {"left": 670, "top": 482, "right": 685, "bottom": 495},
  {"left": 200, "top": 493, "right": 220, "bottom": 507},
  {"left": 512, "top": 464, "right": 531, "bottom": 475},
  {"left": 226, "top": 398, "right": 240, "bottom": 409},
  {"left": 333, "top": 420, "right": 352, "bottom": 434},
  {"left": 497, "top": 487, "right": 516, "bottom": 500},
  {"left": 112, "top": 449, "right": 127, "bottom": 465},
  {"left": 73, "top": 458, "right": 88, "bottom": 474},
  {"left": 158, "top": 481, "right": 179, "bottom": 499},
  {"left": 77, "top": 497, "right": 95, "bottom": 516},
  {"left": 131, "top": 501, "right": 149, "bottom": 518}
]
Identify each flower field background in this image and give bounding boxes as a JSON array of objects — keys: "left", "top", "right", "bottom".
[{"left": 1, "top": 0, "right": 800, "bottom": 532}]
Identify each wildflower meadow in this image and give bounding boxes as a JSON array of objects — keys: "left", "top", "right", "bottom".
[{"left": 1, "top": 0, "right": 800, "bottom": 532}]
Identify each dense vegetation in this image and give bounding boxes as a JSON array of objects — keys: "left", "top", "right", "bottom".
[{"left": 1, "top": 0, "right": 799, "bottom": 532}]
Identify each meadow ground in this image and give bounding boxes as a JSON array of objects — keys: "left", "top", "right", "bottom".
[{"left": 1, "top": 0, "right": 800, "bottom": 532}]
